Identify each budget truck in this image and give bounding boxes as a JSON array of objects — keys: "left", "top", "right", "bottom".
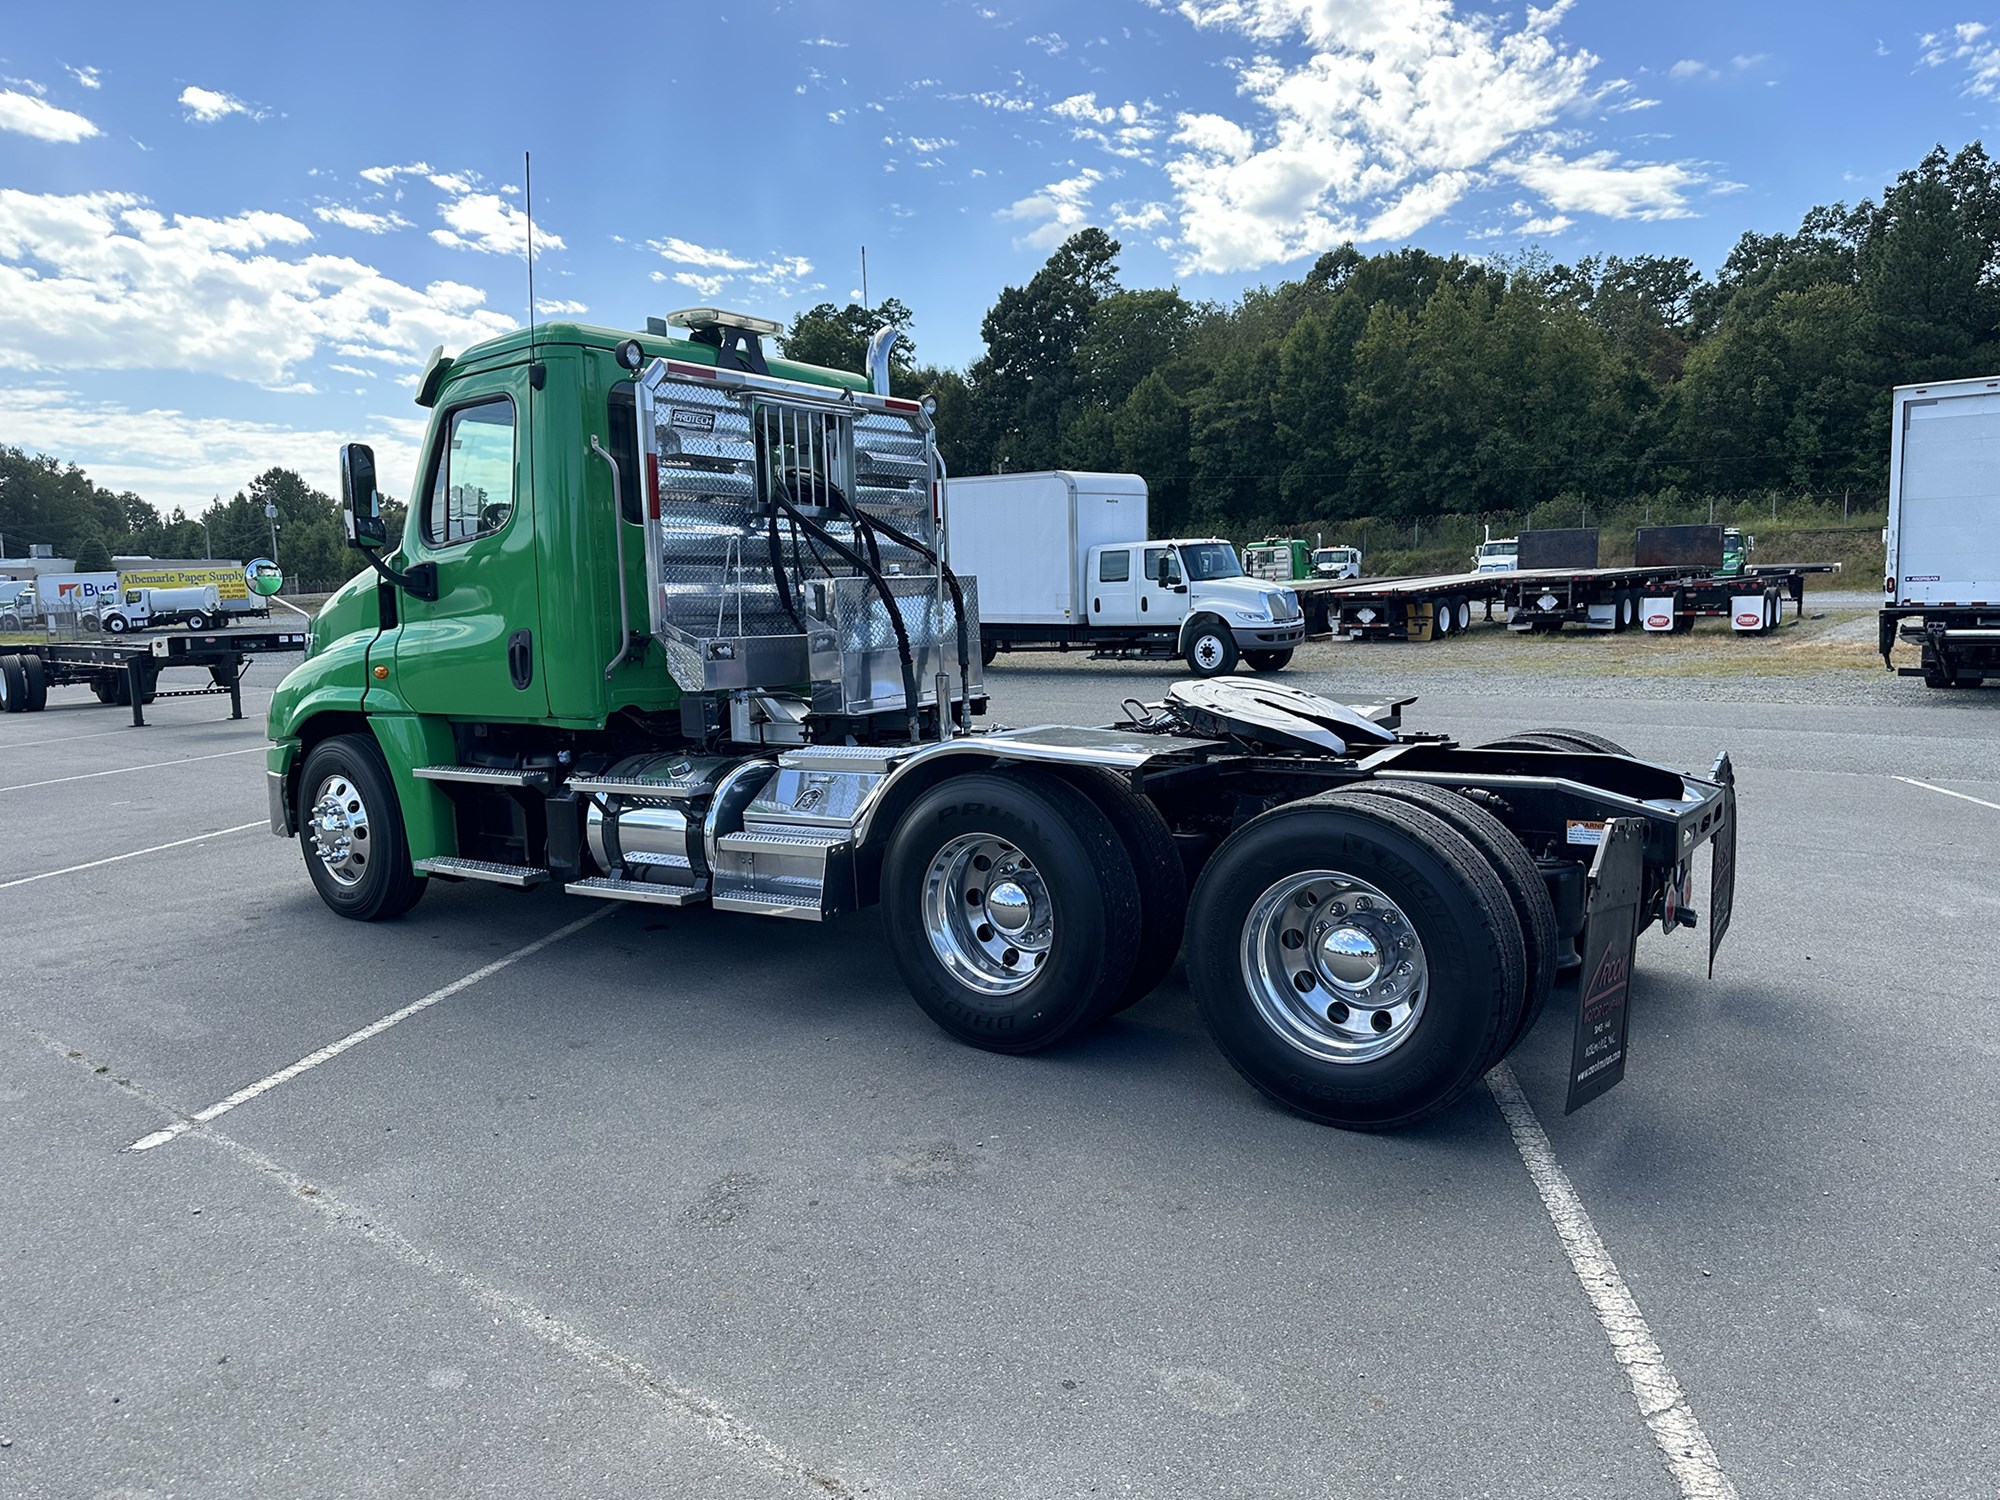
[
  {"left": 1880, "top": 374, "right": 2000, "bottom": 688},
  {"left": 942, "top": 472, "right": 1305, "bottom": 675},
  {"left": 267, "top": 307, "right": 1739, "bottom": 1131}
]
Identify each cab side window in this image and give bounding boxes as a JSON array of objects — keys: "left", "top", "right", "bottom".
[
  {"left": 1144, "top": 547, "right": 1170, "bottom": 581},
  {"left": 1098, "top": 550, "right": 1130, "bottom": 583},
  {"left": 424, "top": 397, "right": 517, "bottom": 546}
]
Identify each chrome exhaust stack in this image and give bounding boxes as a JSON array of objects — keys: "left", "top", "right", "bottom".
[{"left": 866, "top": 325, "right": 900, "bottom": 396}]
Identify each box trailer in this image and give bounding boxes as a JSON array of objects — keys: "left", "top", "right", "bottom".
[{"left": 1880, "top": 374, "right": 2000, "bottom": 687}]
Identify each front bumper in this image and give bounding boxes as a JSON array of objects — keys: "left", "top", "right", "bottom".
[
  {"left": 266, "top": 741, "right": 297, "bottom": 837},
  {"left": 1232, "top": 621, "right": 1306, "bottom": 649}
]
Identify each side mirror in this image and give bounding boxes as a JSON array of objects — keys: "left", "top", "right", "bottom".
[{"left": 340, "top": 443, "right": 386, "bottom": 550}]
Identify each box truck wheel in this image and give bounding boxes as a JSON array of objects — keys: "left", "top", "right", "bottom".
[
  {"left": 18, "top": 653, "right": 47, "bottom": 712},
  {"left": 981, "top": 638, "right": 998, "bottom": 668},
  {"left": 0, "top": 655, "right": 24, "bottom": 713},
  {"left": 1333, "top": 781, "right": 1554, "bottom": 1062},
  {"left": 104, "top": 612, "right": 129, "bottom": 634},
  {"left": 186, "top": 612, "right": 212, "bottom": 631},
  {"left": 1243, "top": 649, "right": 1293, "bottom": 672},
  {"left": 1185, "top": 792, "right": 1524, "bottom": 1131},
  {"left": 1183, "top": 618, "right": 1238, "bottom": 676},
  {"left": 295, "top": 735, "right": 427, "bottom": 921},
  {"left": 880, "top": 770, "right": 1141, "bottom": 1054},
  {"left": 1046, "top": 765, "right": 1187, "bottom": 1014}
]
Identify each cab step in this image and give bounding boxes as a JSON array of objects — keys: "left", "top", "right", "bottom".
[
  {"left": 414, "top": 856, "right": 548, "bottom": 887},
  {"left": 414, "top": 765, "right": 551, "bottom": 789},
  {"left": 566, "top": 772, "right": 712, "bottom": 801},
  {"left": 710, "top": 889, "right": 827, "bottom": 921},
  {"left": 565, "top": 875, "right": 709, "bottom": 907}
]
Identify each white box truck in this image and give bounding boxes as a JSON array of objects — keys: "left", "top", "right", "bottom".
[
  {"left": 1880, "top": 375, "right": 2000, "bottom": 688},
  {"left": 944, "top": 471, "right": 1305, "bottom": 675}
]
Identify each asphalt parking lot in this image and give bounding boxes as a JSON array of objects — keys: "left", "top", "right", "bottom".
[{"left": 3, "top": 639, "right": 1995, "bottom": 1499}]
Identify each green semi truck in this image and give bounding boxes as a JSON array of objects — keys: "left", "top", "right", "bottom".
[{"left": 268, "top": 307, "right": 1738, "bottom": 1129}]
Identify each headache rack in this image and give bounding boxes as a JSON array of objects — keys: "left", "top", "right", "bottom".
[{"left": 634, "top": 356, "right": 981, "bottom": 741}]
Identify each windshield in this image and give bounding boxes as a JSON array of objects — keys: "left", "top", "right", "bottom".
[
  {"left": 1179, "top": 543, "right": 1243, "bottom": 581},
  {"left": 1478, "top": 542, "right": 1515, "bottom": 558}
]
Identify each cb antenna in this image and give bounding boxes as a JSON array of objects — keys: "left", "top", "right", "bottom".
[{"left": 524, "top": 150, "right": 536, "bottom": 347}]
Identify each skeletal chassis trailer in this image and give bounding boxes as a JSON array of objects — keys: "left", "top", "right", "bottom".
[{"left": 0, "top": 629, "right": 307, "bottom": 725}]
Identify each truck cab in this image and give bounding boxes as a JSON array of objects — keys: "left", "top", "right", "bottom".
[
  {"left": 1473, "top": 538, "right": 1518, "bottom": 573},
  {"left": 1312, "top": 546, "right": 1361, "bottom": 579},
  {"left": 1087, "top": 538, "right": 1303, "bottom": 672}
]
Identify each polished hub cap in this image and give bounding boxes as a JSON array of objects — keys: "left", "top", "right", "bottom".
[
  {"left": 306, "top": 773, "right": 371, "bottom": 888},
  {"left": 1193, "top": 635, "right": 1226, "bottom": 669},
  {"left": 921, "top": 833, "right": 1053, "bottom": 997},
  {"left": 1240, "top": 871, "right": 1427, "bottom": 1063}
]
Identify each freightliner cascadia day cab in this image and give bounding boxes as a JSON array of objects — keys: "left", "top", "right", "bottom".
[
  {"left": 1880, "top": 374, "right": 2000, "bottom": 688},
  {"left": 269, "top": 307, "right": 1740, "bottom": 1130},
  {"left": 942, "top": 472, "right": 1305, "bottom": 675}
]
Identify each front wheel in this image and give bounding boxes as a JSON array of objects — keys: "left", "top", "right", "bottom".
[
  {"left": 103, "top": 613, "right": 128, "bottom": 634},
  {"left": 1186, "top": 793, "right": 1524, "bottom": 1130},
  {"left": 296, "top": 734, "right": 427, "bottom": 920},
  {"left": 1243, "top": 649, "right": 1293, "bottom": 673},
  {"left": 1183, "top": 619, "right": 1239, "bottom": 677},
  {"left": 881, "top": 771, "right": 1141, "bottom": 1053}
]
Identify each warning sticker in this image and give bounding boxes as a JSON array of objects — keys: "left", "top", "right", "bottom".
[{"left": 1566, "top": 820, "right": 1607, "bottom": 846}]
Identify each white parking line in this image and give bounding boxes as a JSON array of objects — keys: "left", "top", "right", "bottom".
[
  {"left": 0, "top": 725, "right": 162, "bottom": 753},
  {"left": 1487, "top": 1064, "right": 1739, "bottom": 1500},
  {"left": 128, "top": 905, "right": 615, "bottom": 1152},
  {"left": 0, "top": 821, "right": 266, "bottom": 890},
  {"left": 1890, "top": 775, "right": 2000, "bottom": 813},
  {"left": 0, "top": 745, "right": 264, "bottom": 793}
]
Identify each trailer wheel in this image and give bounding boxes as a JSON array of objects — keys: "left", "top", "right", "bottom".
[
  {"left": 1333, "top": 782, "right": 1555, "bottom": 1060},
  {"left": 295, "top": 734, "right": 428, "bottom": 921},
  {"left": 1048, "top": 765, "right": 1188, "bottom": 1013},
  {"left": 1435, "top": 601, "right": 1453, "bottom": 637},
  {"left": 1185, "top": 793, "right": 1525, "bottom": 1130},
  {"left": 882, "top": 770, "right": 1141, "bottom": 1053},
  {"left": 19, "top": 654, "right": 47, "bottom": 712},
  {"left": 90, "top": 674, "right": 115, "bottom": 704},
  {"left": 1183, "top": 618, "right": 1238, "bottom": 677},
  {"left": 0, "top": 655, "right": 24, "bottom": 713},
  {"left": 1243, "top": 649, "right": 1294, "bottom": 672}
]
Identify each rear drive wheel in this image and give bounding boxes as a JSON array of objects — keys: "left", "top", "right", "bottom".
[
  {"left": 1243, "top": 649, "right": 1294, "bottom": 672},
  {"left": 0, "top": 655, "right": 24, "bottom": 713},
  {"left": 882, "top": 771, "right": 1141, "bottom": 1053},
  {"left": 1335, "top": 781, "right": 1557, "bottom": 1059},
  {"left": 1186, "top": 793, "right": 1525, "bottom": 1130},
  {"left": 1479, "top": 728, "right": 1632, "bottom": 757},
  {"left": 1051, "top": 766, "right": 1188, "bottom": 1013},
  {"left": 1183, "top": 618, "right": 1238, "bottom": 677},
  {"left": 296, "top": 734, "right": 427, "bottom": 921},
  {"left": 19, "top": 654, "right": 47, "bottom": 712}
]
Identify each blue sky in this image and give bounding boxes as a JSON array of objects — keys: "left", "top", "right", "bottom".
[{"left": 1, "top": 1, "right": 1996, "bottom": 514}]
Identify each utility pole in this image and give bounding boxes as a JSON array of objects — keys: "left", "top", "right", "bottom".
[{"left": 265, "top": 502, "right": 279, "bottom": 571}]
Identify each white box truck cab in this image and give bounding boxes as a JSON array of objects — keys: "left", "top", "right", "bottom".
[{"left": 944, "top": 471, "right": 1304, "bottom": 675}]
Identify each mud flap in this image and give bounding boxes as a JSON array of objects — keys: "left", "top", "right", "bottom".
[
  {"left": 1708, "top": 751, "right": 1736, "bottom": 978},
  {"left": 1565, "top": 817, "right": 1645, "bottom": 1114}
]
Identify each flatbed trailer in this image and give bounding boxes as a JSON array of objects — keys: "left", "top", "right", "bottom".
[
  {"left": 0, "top": 627, "right": 308, "bottom": 725},
  {"left": 1635, "top": 564, "right": 1840, "bottom": 635}
]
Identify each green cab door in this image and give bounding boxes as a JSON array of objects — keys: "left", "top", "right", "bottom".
[{"left": 393, "top": 369, "right": 549, "bottom": 718}]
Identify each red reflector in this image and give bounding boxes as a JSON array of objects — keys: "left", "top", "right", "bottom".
[
  {"left": 646, "top": 454, "right": 661, "bottom": 520},
  {"left": 1883, "top": 575, "right": 1894, "bottom": 594},
  {"left": 882, "top": 396, "right": 921, "bottom": 412}
]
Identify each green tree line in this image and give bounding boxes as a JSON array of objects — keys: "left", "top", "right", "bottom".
[{"left": 791, "top": 141, "right": 1997, "bottom": 540}]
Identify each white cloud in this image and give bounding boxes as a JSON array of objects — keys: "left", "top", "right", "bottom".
[
  {"left": 0, "top": 385, "right": 424, "bottom": 516},
  {"left": 313, "top": 205, "right": 412, "bottom": 234},
  {"left": 649, "top": 236, "right": 754, "bottom": 271},
  {"left": 1112, "top": 199, "right": 1171, "bottom": 230},
  {"left": 657, "top": 270, "right": 728, "bottom": 299},
  {"left": 1919, "top": 21, "right": 2000, "bottom": 97},
  {"left": 1151, "top": 0, "right": 1707, "bottom": 272},
  {"left": 0, "top": 189, "right": 517, "bottom": 390},
  {"left": 534, "top": 296, "right": 588, "bottom": 316},
  {"left": 1668, "top": 58, "right": 1715, "bottom": 81},
  {"left": 1606, "top": 96, "right": 1660, "bottom": 113},
  {"left": 359, "top": 161, "right": 432, "bottom": 184},
  {"left": 1051, "top": 93, "right": 1163, "bottom": 159},
  {"left": 431, "top": 193, "right": 563, "bottom": 257},
  {"left": 0, "top": 88, "right": 100, "bottom": 143},
  {"left": 1501, "top": 149, "right": 1699, "bottom": 219},
  {"left": 1000, "top": 168, "right": 1104, "bottom": 250},
  {"left": 1515, "top": 212, "right": 1572, "bottom": 235},
  {"left": 803, "top": 36, "right": 848, "bottom": 47},
  {"left": 1027, "top": 32, "right": 1068, "bottom": 55},
  {"left": 179, "top": 85, "right": 258, "bottom": 123},
  {"left": 65, "top": 64, "right": 101, "bottom": 90}
]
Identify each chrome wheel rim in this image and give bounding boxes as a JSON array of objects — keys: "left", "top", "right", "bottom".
[
  {"left": 1239, "top": 871, "right": 1428, "bottom": 1064},
  {"left": 921, "top": 832, "right": 1053, "bottom": 997},
  {"left": 306, "top": 772, "right": 372, "bottom": 888},
  {"left": 1193, "top": 634, "right": 1226, "bottom": 670}
]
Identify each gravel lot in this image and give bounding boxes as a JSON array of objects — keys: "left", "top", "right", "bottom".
[{"left": 2, "top": 633, "right": 1995, "bottom": 1500}]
